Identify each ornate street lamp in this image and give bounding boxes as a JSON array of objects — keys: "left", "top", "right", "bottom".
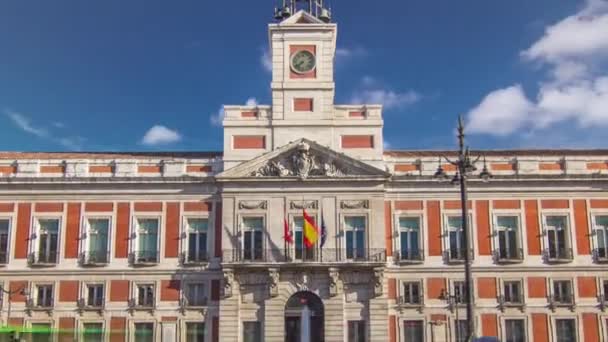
[{"left": 434, "top": 116, "right": 492, "bottom": 341}]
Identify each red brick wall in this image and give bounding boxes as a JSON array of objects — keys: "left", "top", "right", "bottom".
[
  {"left": 525, "top": 200, "right": 541, "bottom": 255},
  {"left": 115, "top": 203, "right": 130, "bottom": 258},
  {"left": 590, "top": 199, "right": 608, "bottom": 208},
  {"left": 476, "top": 200, "right": 492, "bottom": 256},
  {"left": 59, "top": 281, "right": 79, "bottom": 302},
  {"left": 492, "top": 200, "right": 520, "bottom": 209},
  {"left": 540, "top": 199, "right": 569, "bottom": 209},
  {"left": 574, "top": 200, "right": 591, "bottom": 254},
  {"left": 65, "top": 203, "right": 81, "bottom": 259},
  {"left": 15, "top": 203, "right": 31, "bottom": 259},
  {"left": 110, "top": 280, "right": 129, "bottom": 302},
  {"left": 427, "top": 201, "right": 441, "bottom": 256},
  {"left": 186, "top": 165, "right": 212, "bottom": 173},
  {"left": 34, "top": 202, "right": 64, "bottom": 212},
  {"left": 133, "top": 202, "right": 162, "bottom": 212},
  {"left": 160, "top": 280, "right": 181, "bottom": 301},
  {"left": 388, "top": 278, "right": 397, "bottom": 300},
  {"left": 233, "top": 135, "right": 266, "bottom": 149},
  {"left": 84, "top": 202, "right": 114, "bottom": 212},
  {"left": 394, "top": 201, "right": 423, "bottom": 211},
  {"left": 341, "top": 135, "right": 374, "bottom": 148},
  {"left": 184, "top": 201, "right": 212, "bottom": 212},
  {"left": 394, "top": 164, "right": 419, "bottom": 172},
  {"left": 384, "top": 201, "right": 393, "bottom": 257},
  {"left": 388, "top": 315, "right": 396, "bottom": 342},
  {"left": 0, "top": 166, "right": 17, "bottom": 175},
  {"left": 0, "top": 203, "right": 14, "bottom": 212},
  {"left": 40, "top": 165, "right": 65, "bottom": 174},
  {"left": 165, "top": 202, "right": 180, "bottom": 258}
]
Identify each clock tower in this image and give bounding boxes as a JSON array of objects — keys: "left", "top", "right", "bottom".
[{"left": 222, "top": 1, "right": 384, "bottom": 169}]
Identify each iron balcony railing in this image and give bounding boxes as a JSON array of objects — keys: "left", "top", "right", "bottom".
[
  {"left": 180, "top": 297, "right": 208, "bottom": 309},
  {"left": 548, "top": 293, "right": 576, "bottom": 311},
  {"left": 128, "top": 298, "right": 155, "bottom": 310},
  {"left": 222, "top": 248, "right": 386, "bottom": 264},
  {"left": 79, "top": 251, "right": 110, "bottom": 266},
  {"left": 593, "top": 248, "right": 608, "bottom": 263},
  {"left": 180, "top": 251, "right": 209, "bottom": 265},
  {"left": 26, "top": 298, "right": 53, "bottom": 310},
  {"left": 497, "top": 295, "right": 525, "bottom": 312},
  {"left": 396, "top": 295, "right": 424, "bottom": 307},
  {"left": 393, "top": 249, "right": 424, "bottom": 264},
  {"left": 77, "top": 297, "right": 105, "bottom": 311},
  {"left": 543, "top": 247, "right": 573, "bottom": 263},
  {"left": 443, "top": 248, "right": 473, "bottom": 264},
  {"left": 494, "top": 248, "right": 524, "bottom": 263},
  {"left": 27, "top": 251, "right": 58, "bottom": 266},
  {"left": 129, "top": 250, "right": 160, "bottom": 265}
]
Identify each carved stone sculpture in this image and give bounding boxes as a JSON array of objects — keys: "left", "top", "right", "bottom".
[
  {"left": 373, "top": 267, "right": 384, "bottom": 297},
  {"left": 269, "top": 268, "right": 280, "bottom": 297},
  {"left": 223, "top": 269, "right": 235, "bottom": 298},
  {"left": 328, "top": 268, "right": 342, "bottom": 297}
]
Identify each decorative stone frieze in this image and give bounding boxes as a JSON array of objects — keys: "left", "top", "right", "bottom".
[
  {"left": 290, "top": 200, "right": 318, "bottom": 210},
  {"left": 238, "top": 200, "right": 267, "bottom": 210},
  {"left": 340, "top": 200, "right": 369, "bottom": 209}
]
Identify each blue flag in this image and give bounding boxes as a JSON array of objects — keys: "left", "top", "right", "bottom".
[{"left": 320, "top": 214, "right": 327, "bottom": 248}]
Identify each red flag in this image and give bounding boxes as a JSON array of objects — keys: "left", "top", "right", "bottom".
[{"left": 284, "top": 218, "right": 293, "bottom": 244}]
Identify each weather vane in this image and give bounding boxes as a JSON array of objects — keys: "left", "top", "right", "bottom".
[{"left": 274, "top": 0, "right": 332, "bottom": 22}]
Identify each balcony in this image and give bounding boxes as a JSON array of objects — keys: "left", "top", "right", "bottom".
[
  {"left": 129, "top": 250, "right": 159, "bottom": 266},
  {"left": 222, "top": 248, "right": 386, "bottom": 268},
  {"left": 497, "top": 295, "right": 526, "bottom": 312},
  {"left": 180, "top": 251, "right": 209, "bottom": 266},
  {"left": 593, "top": 248, "right": 608, "bottom": 263},
  {"left": 128, "top": 298, "right": 155, "bottom": 312},
  {"left": 548, "top": 294, "right": 576, "bottom": 312},
  {"left": 543, "top": 248, "right": 573, "bottom": 263},
  {"left": 493, "top": 248, "right": 524, "bottom": 264},
  {"left": 396, "top": 295, "right": 424, "bottom": 310},
  {"left": 26, "top": 298, "right": 53, "bottom": 312},
  {"left": 79, "top": 251, "right": 110, "bottom": 266},
  {"left": 77, "top": 298, "right": 104, "bottom": 312},
  {"left": 443, "top": 248, "right": 473, "bottom": 264},
  {"left": 27, "top": 252, "right": 58, "bottom": 267},
  {"left": 393, "top": 249, "right": 424, "bottom": 264},
  {"left": 180, "top": 297, "right": 208, "bottom": 311}
]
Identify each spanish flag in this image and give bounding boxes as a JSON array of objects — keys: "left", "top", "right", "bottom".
[{"left": 303, "top": 209, "right": 319, "bottom": 249}]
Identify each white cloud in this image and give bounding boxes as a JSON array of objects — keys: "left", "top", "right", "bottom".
[
  {"left": 336, "top": 46, "right": 368, "bottom": 63},
  {"left": 261, "top": 48, "right": 272, "bottom": 73},
  {"left": 245, "top": 97, "right": 258, "bottom": 106},
  {"left": 467, "top": 0, "right": 608, "bottom": 140},
  {"left": 351, "top": 86, "right": 421, "bottom": 110},
  {"left": 4, "top": 109, "right": 85, "bottom": 150},
  {"left": 141, "top": 125, "right": 182, "bottom": 146}
]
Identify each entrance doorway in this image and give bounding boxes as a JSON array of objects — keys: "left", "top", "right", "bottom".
[{"left": 284, "top": 291, "right": 324, "bottom": 342}]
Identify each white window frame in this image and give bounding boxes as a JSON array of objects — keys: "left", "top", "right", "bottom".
[
  {"left": 400, "top": 280, "right": 423, "bottom": 306},
  {"left": 131, "top": 216, "right": 162, "bottom": 263},
  {"left": 33, "top": 282, "right": 55, "bottom": 308},
  {"left": 401, "top": 319, "right": 426, "bottom": 342},
  {"left": 450, "top": 279, "right": 467, "bottom": 305},
  {"left": 342, "top": 214, "right": 368, "bottom": 260},
  {"left": 31, "top": 216, "right": 62, "bottom": 263},
  {"left": 133, "top": 282, "right": 156, "bottom": 308},
  {"left": 183, "top": 281, "right": 207, "bottom": 307},
  {"left": 550, "top": 278, "right": 575, "bottom": 305},
  {"left": 590, "top": 212, "right": 608, "bottom": 260},
  {"left": 27, "top": 320, "right": 55, "bottom": 342},
  {"left": 182, "top": 320, "right": 208, "bottom": 342},
  {"left": 443, "top": 214, "right": 473, "bottom": 261},
  {"left": 82, "top": 281, "right": 106, "bottom": 308},
  {"left": 239, "top": 215, "right": 266, "bottom": 260},
  {"left": 396, "top": 215, "right": 424, "bottom": 260},
  {"left": 541, "top": 213, "right": 573, "bottom": 258},
  {"left": 0, "top": 215, "right": 12, "bottom": 265},
  {"left": 551, "top": 316, "right": 580, "bottom": 342},
  {"left": 131, "top": 320, "right": 157, "bottom": 342},
  {"left": 80, "top": 215, "right": 112, "bottom": 264},
  {"left": 182, "top": 215, "right": 211, "bottom": 263},
  {"left": 500, "top": 278, "right": 525, "bottom": 305},
  {"left": 500, "top": 316, "right": 528, "bottom": 342},
  {"left": 79, "top": 320, "right": 105, "bottom": 342},
  {"left": 492, "top": 213, "right": 523, "bottom": 260},
  {"left": 452, "top": 318, "right": 468, "bottom": 342}
]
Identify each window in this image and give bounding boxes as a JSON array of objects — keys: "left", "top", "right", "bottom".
[
  {"left": 0, "top": 219, "right": 9, "bottom": 264},
  {"left": 504, "top": 319, "right": 526, "bottom": 342},
  {"left": 82, "top": 322, "right": 104, "bottom": 342},
  {"left": 242, "top": 321, "right": 262, "bottom": 342},
  {"left": 399, "top": 217, "right": 421, "bottom": 260},
  {"left": 455, "top": 320, "right": 467, "bottom": 342},
  {"left": 593, "top": 215, "right": 608, "bottom": 260},
  {"left": 185, "top": 282, "right": 207, "bottom": 307},
  {"left": 403, "top": 320, "right": 424, "bottom": 342},
  {"left": 242, "top": 217, "right": 263, "bottom": 261},
  {"left": 555, "top": 319, "right": 576, "bottom": 342},
  {"left": 545, "top": 215, "right": 571, "bottom": 260},
  {"left": 447, "top": 216, "right": 466, "bottom": 261},
  {"left": 135, "top": 218, "right": 159, "bottom": 263},
  {"left": 84, "top": 218, "right": 109, "bottom": 263},
  {"left": 186, "top": 322, "right": 205, "bottom": 342},
  {"left": 86, "top": 284, "right": 104, "bottom": 307},
  {"left": 187, "top": 218, "right": 208, "bottom": 263},
  {"left": 134, "top": 323, "right": 154, "bottom": 342},
  {"left": 603, "top": 280, "right": 608, "bottom": 302},
  {"left": 36, "top": 219, "right": 59, "bottom": 264},
  {"left": 30, "top": 322, "right": 52, "bottom": 342},
  {"left": 293, "top": 217, "right": 315, "bottom": 261},
  {"left": 553, "top": 280, "right": 573, "bottom": 304},
  {"left": 347, "top": 320, "right": 366, "bottom": 342},
  {"left": 453, "top": 281, "right": 467, "bottom": 304},
  {"left": 503, "top": 281, "right": 523, "bottom": 304},
  {"left": 136, "top": 284, "right": 155, "bottom": 307},
  {"left": 495, "top": 216, "right": 521, "bottom": 260},
  {"left": 401, "top": 282, "right": 421, "bottom": 305},
  {"left": 36, "top": 284, "right": 53, "bottom": 308},
  {"left": 345, "top": 216, "right": 366, "bottom": 260}
]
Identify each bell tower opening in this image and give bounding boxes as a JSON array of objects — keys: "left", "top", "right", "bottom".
[{"left": 273, "top": 0, "right": 332, "bottom": 23}]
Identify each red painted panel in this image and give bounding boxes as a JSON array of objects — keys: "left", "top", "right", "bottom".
[
  {"left": 58, "top": 317, "right": 75, "bottom": 342},
  {"left": 110, "top": 280, "right": 129, "bottom": 302},
  {"left": 115, "top": 203, "right": 130, "bottom": 258},
  {"left": 582, "top": 313, "right": 600, "bottom": 342},
  {"left": 34, "top": 202, "right": 64, "bottom": 212},
  {"left": 184, "top": 201, "right": 212, "bottom": 212},
  {"left": 540, "top": 199, "right": 569, "bottom": 209},
  {"left": 532, "top": 313, "right": 549, "bottom": 342},
  {"left": 427, "top": 201, "right": 442, "bottom": 256},
  {"left": 133, "top": 202, "right": 162, "bottom": 212},
  {"left": 186, "top": 165, "right": 212, "bottom": 173},
  {"left": 215, "top": 202, "right": 222, "bottom": 258},
  {"left": 389, "top": 315, "right": 396, "bottom": 342},
  {"left": 443, "top": 200, "right": 472, "bottom": 210},
  {"left": 388, "top": 278, "right": 397, "bottom": 300},
  {"left": 10, "top": 281, "right": 28, "bottom": 302},
  {"left": 476, "top": 200, "right": 492, "bottom": 256},
  {"left": 160, "top": 280, "right": 181, "bottom": 301},
  {"left": 578, "top": 277, "right": 597, "bottom": 298},
  {"left": 478, "top": 278, "right": 497, "bottom": 299},
  {"left": 528, "top": 277, "right": 547, "bottom": 298},
  {"left": 233, "top": 135, "right": 266, "bottom": 149},
  {"left": 0, "top": 203, "right": 14, "bottom": 212},
  {"left": 574, "top": 200, "right": 591, "bottom": 255},
  {"left": 341, "top": 135, "right": 374, "bottom": 148},
  {"left": 165, "top": 202, "right": 180, "bottom": 258},
  {"left": 525, "top": 200, "right": 541, "bottom": 255},
  {"left": 110, "top": 317, "right": 127, "bottom": 342},
  {"left": 427, "top": 278, "right": 446, "bottom": 299},
  {"left": 384, "top": 201, "right": 393, "bottom": 257},
  {"left": 59, "top": 281, "right": 79, "bottom": 302},
  {"left": 84, "top": 202, "right": 114, "bottom": 212},
  {"left": 492, "top": 200, "right": 520, "bottom": 209},
  {"left": 294, "top": 98, "right": 314, "bottom": 111},
  {"left": 138, "top": 165, "right": 161, "bottom": 173},
  {"left": 481, "top": 314, "right": 498, "bottom": 337},
  {"left": 15, "top": 203, "right": 31, "bottom": 259},
  {"left": 590, "top": 199, "right": 608, "bottom": 208},
  {"left": 394, "top": 164, "right": 419, "bottom": 172},
  {"left": 65, "top": 203, "right": 81, "bottom": 259},
  {"left": 394, "top": 201, "right": 423, "bottom": 211}
]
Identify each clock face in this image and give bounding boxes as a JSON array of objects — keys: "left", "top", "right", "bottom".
[{"left": 291, "top": 50, "right": 316, "bottom": 74}]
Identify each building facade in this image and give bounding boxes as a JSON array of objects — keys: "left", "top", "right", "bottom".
[{"left": 1, "top": 6, "right": 608, "bottom": 342}]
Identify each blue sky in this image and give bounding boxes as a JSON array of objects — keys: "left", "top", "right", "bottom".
[{"left": 1, "top": 0, "right": 606, "bottom": 152}]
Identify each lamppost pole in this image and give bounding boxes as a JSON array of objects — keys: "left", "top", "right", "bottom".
[{"left": 435, "top": 116, "right": 492, "bottom": 342}]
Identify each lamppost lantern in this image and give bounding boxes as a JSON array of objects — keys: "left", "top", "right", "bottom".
[{"left": 432, "top": 115, "right": 493, "bottom": 341}]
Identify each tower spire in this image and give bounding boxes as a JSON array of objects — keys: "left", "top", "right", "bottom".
[{"left": 274, "top": 0, "right": 332, "bottom": 22}]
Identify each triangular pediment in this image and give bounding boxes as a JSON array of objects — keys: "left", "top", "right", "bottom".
[
  {"left": 280, "top": 10, "right": 325, "bottom": 25},
  {"left": 217, "top": 139, "right": 390, "bottom": 180}
]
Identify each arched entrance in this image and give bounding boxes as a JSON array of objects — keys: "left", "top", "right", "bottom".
[{"left": 284, "top": 291, "right": 324, "bottom": 342}]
